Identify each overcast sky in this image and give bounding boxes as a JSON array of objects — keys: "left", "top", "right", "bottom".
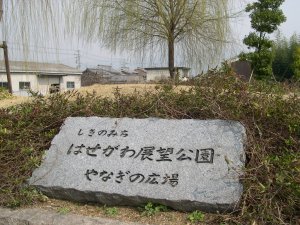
[
  {"left": 77, "top": 0, "right": 300, "bottom": 70},
  {"left": 1, "top": 0, "right": 300, "bottom": 73},
  {"left": 235, "top": 0, "right": 300, "bottom": 42}
]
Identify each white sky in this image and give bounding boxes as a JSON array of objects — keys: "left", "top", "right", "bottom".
[
  {"left": 234, "top": 0, "right": 300, "bottom": 41},
  {"left": 1, "top": 0, "right": 300, "bottom": 73}
]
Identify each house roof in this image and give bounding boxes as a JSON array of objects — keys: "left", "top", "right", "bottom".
[
  {"left": 85, "top": 67, "right": 121, "bottom": 75},
  {"left": 144, "top": 67, "right": 190, "bottom": 71},
  {"left": 84, "top": 67, "right": 144, "bottom": 77},
  {"left": 0, "top": 60, "right": 82, "bottom": 75}
]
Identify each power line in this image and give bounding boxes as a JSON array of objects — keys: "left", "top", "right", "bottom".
[
  {"left": 7, "top": 44, "right": 125, "bottom": 62},
  {"left": 81, "top": 54, "right": 126, "bottom": 63},
  {"left": 7, "top": 42, "right": 127, "bottom": 61},
  {"left": 6, "top": 41, "right": 76, "bottom": 52},
  {"left": 81, "top": 51, "right": 126, "bottom": 60},
  {"left": 4, "top": 42, "right": 132, "bottom": 68},
  {"left": 7, "top": 47, "right": 76, "bottom": 56}
]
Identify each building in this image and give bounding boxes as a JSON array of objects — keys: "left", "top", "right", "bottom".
[
  {"left": 81, "top": 65, "right": 146, "bottom": 86},
  {"left": 229, "top": 59, "right": 252, "bottom": 81},
  {"left": 0, "top": 61, "right": 81, "bottom": 96},
  {"left": 144, "top": 67, "right": 190, "bottom": 81}
]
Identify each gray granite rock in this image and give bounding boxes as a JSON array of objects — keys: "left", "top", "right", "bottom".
[
  {"left": 0, "top": 207, "right": 149, "bottom": 225},
  {"left": 29, "top": 117, "right": 246, "bottom": 212}
]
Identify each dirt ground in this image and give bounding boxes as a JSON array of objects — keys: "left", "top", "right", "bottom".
[
  {"left": 78, "top": 83, "right": 159, "bottom": 98},
  {"left": 0, "top": 95, "right": 30, "bottom": 108},
  {"left": 0, "top": 84, "right": 190, "bottom": 108},
  {"left": 27, "top": 198, "right": 219, "bottom": 225},
  {"left": 25, "top": 199, "right": 190, "bottom": 225}
]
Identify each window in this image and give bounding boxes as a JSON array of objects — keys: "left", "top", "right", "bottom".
[
  {"left": 0, "top": 82, "right": 8, "bottom": 89},
  {"left": 19, "top": 82, "right": 31, "bottom": 90},
  {"left": 67, "top": 81, "right": 75, "bottom": 89}
]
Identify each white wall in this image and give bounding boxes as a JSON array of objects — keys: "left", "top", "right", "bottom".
[
  {"left": 38, "top": 76, "right": 60, "bottom": 95},
  {"left": 0, "top": 73, "right": 81, "bottom": 96},
  {"left": 0, "top": 73, "right": 38, "bottom": 96},
  {"left": 146, "top": 69, "right": 189, "bottom": 81},
  {"left": 61, "top": 75, "right": 81, "bottom": 91},
  {"left": 146, "top": 70, "right": 170, "bottom": 81}
]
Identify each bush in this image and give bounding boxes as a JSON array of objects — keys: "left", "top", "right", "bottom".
[
  {"left": 0, "top": 87, "right": 12, "bottom": 100},
  {"left": 0, "top": 74, "right": 299, "bottom": 224}
]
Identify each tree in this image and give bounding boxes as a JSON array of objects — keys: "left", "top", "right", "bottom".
[
  {"left": 290, "top": 34, "right": 300, "bottom": 81},
  {"left": 272, "top": 31, "right": 292, "bottom": 80},
  {"left": 272, "top": 32, "right": 300, "bottom": 81},
  {"left": 292, "top": 46, "right": 300, "bottom": 81},
  {"left": 0, "top": 1, "right": 63, "bottom": 55},
  {"left": 67, "top": 0, "right": 234, "bottom": 79},
  {"left": 241, "top": 0, "right": 286, "bottom": 80},
  {"left": 2, "top": 1, "right": 237, "bottom": 77}
]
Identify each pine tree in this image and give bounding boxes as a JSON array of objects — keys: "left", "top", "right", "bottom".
[{"left": 241, "top": 0, "right": 286, "bottom": 80}]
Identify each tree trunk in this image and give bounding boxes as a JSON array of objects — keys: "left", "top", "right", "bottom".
[{"left": 168, "top": 38, "right": 175, "bottom": 80}]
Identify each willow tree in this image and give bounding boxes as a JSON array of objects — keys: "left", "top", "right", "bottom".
[
  {"left": 1, "top": 0, "right": 64, "bottom": 62},
  {"left": 68, "top": 0, "right": 233, "bottom": 78}
]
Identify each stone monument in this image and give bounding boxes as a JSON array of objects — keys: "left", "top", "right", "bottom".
[{"left": 29, "top": 117, "right": 246, "bottom": 212}]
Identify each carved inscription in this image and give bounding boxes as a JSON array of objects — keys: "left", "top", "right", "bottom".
[
  {"left": 65, "top": 128, "right": 215, "bottom": 188},
  {"left": 77, "top": 129, "right": 129, "bottom": 137},
  {"left": 67, "top": 144, "right": 214, "bottom": 163},
  {"left": 84, "top": 169, "right": 179, "bottom": 187}
]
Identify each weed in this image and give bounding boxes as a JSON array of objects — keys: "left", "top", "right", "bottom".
[
  {"left": 141, "top": 202, "right": 168, "bottom": 216},
  {"left": 57, "top": 207, "right": 70, "bottom": 215},
  {"left": 187, "top": 210, "right": 205, "bottom": 223},
  {"left": 20, "top": 147, "right": 34, "bottom": 156},
  {"left": 45, "top": 129, "right": 56, "bottom": 139},
  {"left": 104, "top": 206, "right": 118, "bottom": 216}
]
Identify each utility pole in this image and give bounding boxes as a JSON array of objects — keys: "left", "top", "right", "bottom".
[
  {"left": 0, "top": 1, "right": 13, "bottom": 94},
  {"left": 75, "top": 50, "right": 81, "bottom": 69},
  {"left": 0, "top": 0, "right": 3, "bottom": 21},
  {"left": 0, "top": 41, "right": 13, "bottom": 93}
]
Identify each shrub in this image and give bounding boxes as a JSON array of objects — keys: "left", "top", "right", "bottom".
[
  {"left": 0, "top": 87, "right": 12, "bottom": 100},
  {"left": 0, "top": 74, "right": 299, "bottom": 224}
]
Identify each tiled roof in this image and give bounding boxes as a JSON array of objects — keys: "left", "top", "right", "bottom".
[
  {"left": 144, "top": 67, "right": 190, "bottom": 70},
  {"left": 85, "top": 67, "right": 144, "bottom": 76},
  {"left": 0, "top": 60, "right": 81, "bottom": 74}
]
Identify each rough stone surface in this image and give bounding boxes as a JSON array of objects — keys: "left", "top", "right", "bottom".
[
  {"left": 0, "top": 207, "right": 147, "bottom": 225},
  {"left": 29, "top": 117, "right": 246, "bottom": 212}
]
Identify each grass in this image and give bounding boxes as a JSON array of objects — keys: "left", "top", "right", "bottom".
[
  {"left": 0, "top": 73, "right": 299, "bottom": 224},
  {"left": 0, "top": 87, "right": 29, "bottom": 108}
]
